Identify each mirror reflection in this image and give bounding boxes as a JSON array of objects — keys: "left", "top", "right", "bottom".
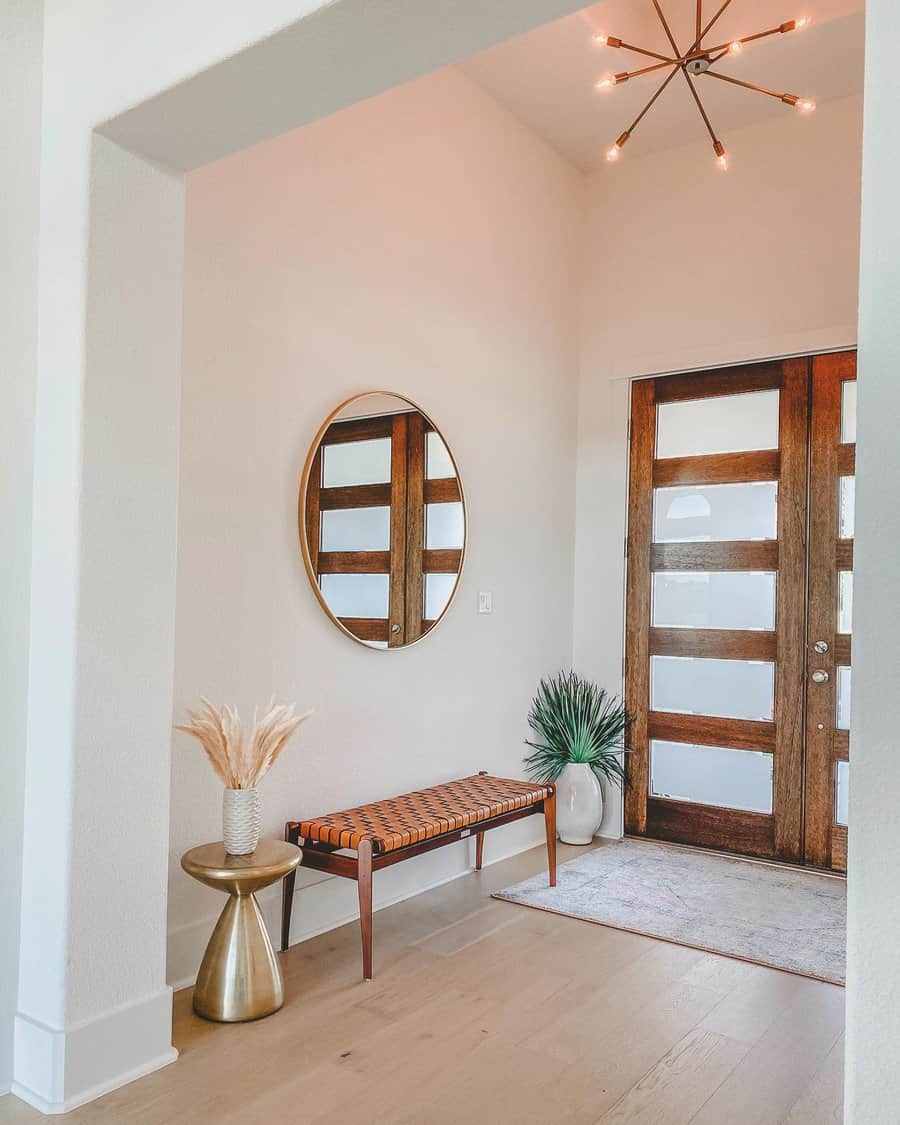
[{"left": 300, "top": 393, "right": 466, "bottom": 648}]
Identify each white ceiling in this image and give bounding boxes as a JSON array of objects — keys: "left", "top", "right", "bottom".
[{"left": 459, "top": 0, "right": 865, "bottom": 169}]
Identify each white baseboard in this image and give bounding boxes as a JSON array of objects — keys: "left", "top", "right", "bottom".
[
  {"left": 168, "top": 818, "right": 545, "bottom": 990},
  {"left": 12, "top": 989, "right": 177, "bottom": 1115}
]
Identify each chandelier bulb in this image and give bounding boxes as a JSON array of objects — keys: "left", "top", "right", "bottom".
[
  {"left": 593, "top": 33, "right": 608, "bottom": 46},
  {"left": 796, "top": 97, "right": 816, "bottom": 113},
  {"left": 606, "top": 132, "right": 630, "bottom": 162},
  {"left": 595, "top": 74, "right": 616, "bottom": 92},
  {"left": 782, "top": 16, "right": 812, "bottom": 32},
  {"left": 728, "top": 40, "right": 743, "bottom": 55},
  {"left": 713, "top": 141, "right": 729, "bottom": 171}
]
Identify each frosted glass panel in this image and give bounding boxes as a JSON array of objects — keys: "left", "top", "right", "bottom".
[
  {"left": 425, "top": 573, "right": 457, "bottom": 621},
  {"left": 838, "top": 571, "right": 853, "bottom": 634},
  {"left": 322, "top": 438, "right": 391, "bottom": 487},
  {"left": 837, "top": 666, "right": 851, "bottom": 730},
  {"left": 835, "top": 761, "right": 849, "bottom": 826},
  {"left": 651, "top": 655, "right": 774, "bottom": 721},
  {"left": 426, "top": 502, "right": 464, "bottom": 549},
  {"left": 426, "top": 431, "right": 455, "bottom": 479},
  {"left": 841, "top": 381, "right": 857, "bottom": 444},
  {"left": 839, "top": 476, "right": 855, "bottom": 538},
  {"left": 320, "top": 507, "right": 390, "bottom": 552},
  {"left": 651, "top": 740, "right": 773, "bottom": 814},
  {"left": 653, "top": 482, "right": 777, "bottom": 543},
  {"left": 656, "top": 390, "right": 780, "bottom": 459},
  {"left": 652, "top": 571, "right": 776, "bottom": 631},
  {"left": 320, "top": 573, "right": 389, "bottom": 618}
]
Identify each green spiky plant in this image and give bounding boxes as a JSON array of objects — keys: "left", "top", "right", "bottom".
[{"left": 523, "top": 671, "right": 631, "bottom": 788}]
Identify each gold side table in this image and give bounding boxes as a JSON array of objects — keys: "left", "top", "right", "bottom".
[{"left": 181, "top": 839, "right": 301, "bottom": 1022}]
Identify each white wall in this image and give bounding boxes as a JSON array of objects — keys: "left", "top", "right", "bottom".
[
  {"left": 0, "top": 0, "right": 43, "bottom": 1096},
  {"left": 845, "top": 3, "right": 900, "bottom": 1119},
  {"left": 168, "top": 65, "right": 583, "bottom": 984},
  {"left": 574, "top": 94, "right": 863, "bottom": 837}
]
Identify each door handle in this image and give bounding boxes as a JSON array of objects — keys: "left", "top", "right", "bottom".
[{"left": 811, "top": 669, "right": 829, "bottom": 684}]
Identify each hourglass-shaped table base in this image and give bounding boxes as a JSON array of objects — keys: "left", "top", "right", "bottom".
[{"left": 181, "top": 840, "right": 301, "bottom": 1022}]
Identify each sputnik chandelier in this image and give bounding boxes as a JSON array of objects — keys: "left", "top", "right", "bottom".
[{"left": 594, "top": 1, "right": 815, "bottom": 170}]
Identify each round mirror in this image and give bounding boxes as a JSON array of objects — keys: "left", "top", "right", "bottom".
[{"left": 299, "top": 393, "right": 466, "bottom": 649}]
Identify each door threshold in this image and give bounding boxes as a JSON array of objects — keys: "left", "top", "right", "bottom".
[{"left": 625, "top": 833, "right": 847, "bottom": 880}]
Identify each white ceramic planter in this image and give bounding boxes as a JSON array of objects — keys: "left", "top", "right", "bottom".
[
  {"left": 555, "top": 763, "right": 604, "bottom": 845},
  {"left": 223, "top": 787, "right": 261, "bottom": 855}
]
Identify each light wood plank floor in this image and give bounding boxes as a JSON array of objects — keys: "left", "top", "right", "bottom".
[{"left": 0, "top": 841, "right": 845, "bottom": 1124}]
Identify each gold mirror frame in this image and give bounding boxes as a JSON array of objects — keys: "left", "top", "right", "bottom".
[{"left": 298, "top": 391, "right": 467, "bottom": 650}]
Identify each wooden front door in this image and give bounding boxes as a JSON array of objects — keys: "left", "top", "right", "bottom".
[{"left": 624, "top": 352, "right": 855, "bottom": 872}]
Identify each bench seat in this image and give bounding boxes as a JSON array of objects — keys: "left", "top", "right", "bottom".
[{"left": 299, "top": 773, "right": 551, "bottom": 854}]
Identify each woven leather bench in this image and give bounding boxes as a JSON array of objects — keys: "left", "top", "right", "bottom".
[{"left": 281, "top": 771, "right": 556, "bottom": 979}]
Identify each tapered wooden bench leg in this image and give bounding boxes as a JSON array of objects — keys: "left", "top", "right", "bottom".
[
  {"left": 281, "top": 822, "right": 301, "bottom": 952},
  {"left": 544, "top": 788, "right": 557, "bottom": 887},
  {"left": 357, "top": 839, "right": 374, "bottom": 981},
  {"left": 475, "top": 769, "right": 488, "bottom": 871}
]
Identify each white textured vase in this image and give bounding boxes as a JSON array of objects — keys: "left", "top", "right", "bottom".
[
  {"left": 555, "top": 763, "right": 604, "bottom": 845},
  {"left": 223, "top": 787, "right": 261, "bottom": 855}
]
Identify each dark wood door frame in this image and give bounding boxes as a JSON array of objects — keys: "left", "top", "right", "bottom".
[{"left": 804, "top": 352, "right": 855, "bottom": 872}]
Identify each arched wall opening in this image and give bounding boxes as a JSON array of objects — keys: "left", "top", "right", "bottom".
[{"left": 12, "top": 0, "right": 591, "bottom": 1112}]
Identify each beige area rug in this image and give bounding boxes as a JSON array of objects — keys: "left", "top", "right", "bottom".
[{"left": 493, "top": 839, "right": 846, "bottom": 985}]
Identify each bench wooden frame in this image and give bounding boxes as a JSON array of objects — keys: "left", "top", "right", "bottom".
[{"left": 281, "top": 773, "right": 557, "bottom": 980}]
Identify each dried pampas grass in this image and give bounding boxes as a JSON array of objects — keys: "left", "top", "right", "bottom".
[{"left": 176, "top": 698, "right": 312, "bottom": 789}]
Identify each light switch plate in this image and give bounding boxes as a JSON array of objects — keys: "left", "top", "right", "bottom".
[{"left": 478, "top": 591, "right": 493, "bottom": 614}]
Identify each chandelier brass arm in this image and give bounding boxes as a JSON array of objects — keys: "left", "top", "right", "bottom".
[
  {"left": 703, "top": 68, "right": 816, "bottom": 111},
  {"left": 683, "top": 69, "right": 721, "bottom": 147},
  {"left": 604, "top": 63, "right": 683, "bottom": 163},
  {"left": 606, "top": 38, "right": 679, "bottom": 64},
  {"left": 652, "top": 0, "right": 682, "bottom": 56},
  {"left": 696, "top": 0, "right": 736, "bottom": 47}
]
